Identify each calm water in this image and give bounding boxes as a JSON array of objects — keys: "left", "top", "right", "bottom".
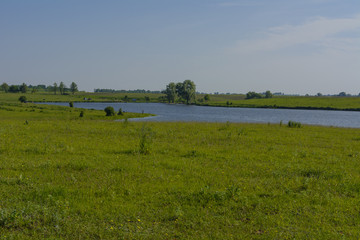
[{"left": 41, "top": 102, "right": 360, "bottom": 128}]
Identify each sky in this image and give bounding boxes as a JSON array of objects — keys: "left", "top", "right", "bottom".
[{"left": 0, "top": 0, "right": 359, "bottom": 95}]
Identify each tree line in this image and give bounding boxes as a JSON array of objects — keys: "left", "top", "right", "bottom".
[
  {"left": 0, "top": 82, "right": 78, "bottom": 95},
  {"left": 163, "top": 80, "right": 196, "bottom": 104},
  {"left": 94, "top": 89, "right": 161, "bottom": 94}
]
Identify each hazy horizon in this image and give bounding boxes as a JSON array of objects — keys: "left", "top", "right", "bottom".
[{"left": 1, "top": 0, "right": 359, "bottom": 95}]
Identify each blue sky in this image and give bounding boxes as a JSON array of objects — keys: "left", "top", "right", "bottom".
[{"left": 0, "top": 0, "right": 359, "bottom": 94}]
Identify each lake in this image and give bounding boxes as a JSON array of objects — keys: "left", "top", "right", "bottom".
[{"left": 40, "top": 102, "right": 360, "bottom": 128}]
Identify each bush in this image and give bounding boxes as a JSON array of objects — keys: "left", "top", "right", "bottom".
[
  {"left": 104, "top": 106, "right": 115, "bottom": 116},
  {"left": 288, "top": 121, "right": 302, "bottom": 128},
  {"left": 79, "top": 111, "right": 84, "bottom": 117},
  {"left": 246, "top": 91, "right": 262, "bottom": 99},
  {"left": 117, "top": 108, "right": 123, "bottom": 115},
  {"left": 69, "top": 102, "right": 74, "bottom": 107},
  {"left": 18, "top": 96, "right": 27, "bottom": 103}
]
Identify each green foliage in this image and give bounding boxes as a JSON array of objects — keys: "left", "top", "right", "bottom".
[
  {"left": 1, "top": 83, "right": 9, "bottom": 93},
  {"left": 79, "top": 110, "right": 84, "bottom": 117},
  {"left": 104, "top": 106, "right": 115, "bottom": 116},
  {"left": 20, "top": 83, "right": 28, "bottom": 93},
  {"left": 181, "top": 80, "right": 196, "bottom": 104},
  {"left": 163, "top": 82, "right": 177, "bottom": 103},
  {"left": 53, "top": 82, "right": 58, "bottom": 95},
  {"left": 164, "top": 80, "right": 196, "bottom": 104},
  {"left": 117, "top": 108, "right": 123, "bottom": 115},
  {"left": 70, "top": 82, "right": 78, "bottom": 95},
  {"left": 9, "top": 85, "right": 19, "bottom": 93},
  {"left": 59, "top": 82, "right": 66, "bottom": 95},
  {"left": 18, "top": 96, "right": 27, "bottom": 103},
  {"left": 288, "top": 120, "right": 302, "bottom": 128},
  {"left": 265, "top": 90, "right": 273, "bottom": 98},
  {"left": 204, "top": 94, "right": 210, "bottom": 101},
  {"left": 246, "top": 91, "right": 262, "bottom": 99},
  {"left": 69, "top": 101, "right": 74, "bottom": 108}
]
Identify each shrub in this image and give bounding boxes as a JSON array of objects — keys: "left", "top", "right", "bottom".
[
  {"left": 18, "top": 96, "right": 27, "bottom": 103},
  {"left": 69, "top": 102, "right": 74, "bottom": 107},
  {"left": 246, "top": 91, "right": 262, "bottom": 99},
  {"left": 104, "top": 106, "right": 115, "bottom": 116},
  {"left": 117, "top": 108, "right": 123, "bottom": 115},
  {"left": 288, "top": 121, "right": 302, "bottom": 128},
  {"left": 79, "top": 111, "right": 84, "bottom": 117}
]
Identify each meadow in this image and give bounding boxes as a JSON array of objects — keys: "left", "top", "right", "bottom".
[
  {"left": 2, "top": 91, "right": 360, "bottom": 111},
  {"left": 197, "top": 95, "right": 360, "bottom": 111},
  {"left": 1, "top": 99, "right": 360, "bottom": 239}
]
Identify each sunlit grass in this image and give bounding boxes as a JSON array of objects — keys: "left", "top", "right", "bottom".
[{"left": 1, "top": 100, "right": 360, "bottom": 238}]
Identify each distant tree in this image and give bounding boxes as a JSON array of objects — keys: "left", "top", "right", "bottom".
[
  {"left": 53, "top": 83, "right": 58, "bottom": 95},
  {"left": 265, "top": 90, "right": 273, "bottom": 98},
  {"left": 19, "top": 83, "right": 28, "bottom": 93},
  {"left": 180, "top": 80, "right": 196, "bottom": 104},
  {"left": 338, "top": 92, "right": 346, "bottom": 97},
  {"left": 163, "top": 82, "right": 177, "bottom": 103},
  {"left": 70, "top": 82, "right": 78, "bottom": 94},
  {"left": 1, "top": 83, "right": 9, "bottom": 93},
  {"left": 145, "top": 96, "right": 150, "bottom": 102},
  {"left": 9, "top": 85, "right": 20, "bottom": 93},
  {"left": 246, "top": 91, "right": 262, "bottom": 99},
  {"left": 31, "top": 87, "right": 37, "bottom": 94},
  {"left": 123, "top": 95, "right": 129, "bottom": 102},
  {"left": 117, "top": 108, "right": 123, "bottom": 115},
  {"left": 59, "top": 82, "right": 65, "bottom": 95},
  {"left": 175, "top": 82, "right": 184, "bottom": 101},
  {"left": 18, "top": 96, "right": 27, "bottom": 103},
  {"left": 317, "top": 93, "right": 322, "bottom": 97},
  {"left": 104, "top": 106, "right": 115, "bottom": 116}
]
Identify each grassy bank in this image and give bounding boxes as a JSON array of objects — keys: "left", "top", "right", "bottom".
[
  {"left": 0, "top": 92, "right": 163, "bottom": 104},
  {"left": 1, "top": 101, "right": 360, "bottom": 238},
  {"left": 197, "top": 95, "right": 360, "bottom": 111},
  {"left": 2, "top": 92, "right": 360, "bottom": 111}
]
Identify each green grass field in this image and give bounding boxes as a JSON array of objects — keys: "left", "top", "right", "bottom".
[
  {"left": 2, "top": 92, "right": 360, "bottom": 111},
  {"left": 197, "top": 95, "right": 360, "bottom": 111},
  {"left": 1, "top": 98, "right": 360, "bottom": 239}
]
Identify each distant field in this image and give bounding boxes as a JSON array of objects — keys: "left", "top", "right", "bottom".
[
  {"left": 2, "top": 92, "right": 360, "bottom": 111},
  {"left": 0, "top": 92, "right": 163, "bottom": 103},
  {"left": 198, "top": 95, "right": 360, "bottom": 111},
  {"left": 1, "top": 99, "right": 360, "bottom": 238}
]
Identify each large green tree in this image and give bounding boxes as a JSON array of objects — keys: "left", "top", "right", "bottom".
[
  {"left": 53, "top": 83, "right": 58, "bottom": 95},
  {"left": 181, "top": 79, "right": 196, "bottom": 104},
  {"left": 19, "top": 83, "right": 28, "bottom": 93},
  {"left": 1, "top": 82, "right": 9, "bottom": 93},
  {"left": 70, "top": 82, "right": 78, "bottom": 94},
  {"left": 163, "top": 82, "right": 177, "bottom": 103},
  {"left": 59, "top": 82, "right": 65, "bottom": 95}
]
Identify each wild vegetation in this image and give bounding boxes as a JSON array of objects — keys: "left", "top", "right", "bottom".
[{"left": 1, "top": 98, "right": 360, "bottom": 238}]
